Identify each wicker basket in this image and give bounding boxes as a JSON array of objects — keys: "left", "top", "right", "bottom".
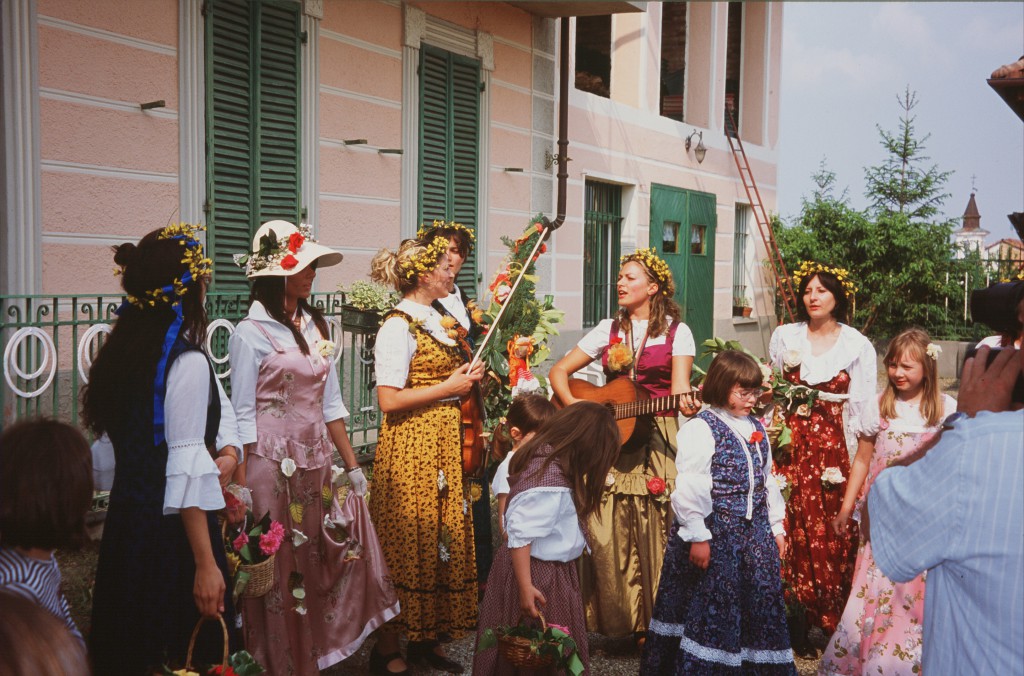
[
  {"left": 185, "top": 615, "right": 229, "bottom": 671},
  {"left": 239, "top": 553, "right": 276, "bottom": 598},
  {"left": 497, "top": 612, "right": 557, "bottom": 670}
]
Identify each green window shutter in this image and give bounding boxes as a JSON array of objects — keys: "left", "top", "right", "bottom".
[
  {"left": 205, "top": 0, "right": 300, "bottom": 293},
  {"left": 418, "top": 44, "right": 481, "bottom": 294}
]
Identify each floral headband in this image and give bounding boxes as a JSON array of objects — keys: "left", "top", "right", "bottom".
[
  {"left": 119, "top": 223, "right": 212, "bottom": 310},
  {"left": 792, "top": 261, "right": 857, "bottom": 297},
  {"left": 416, "top": 219, "right": 476, "bottom": 244},
  {"left": 621, "top": 248, "right": 674, "bottom": 296},
  {"left": 401, "top": 235, "right": 449, "bottom": 280}
]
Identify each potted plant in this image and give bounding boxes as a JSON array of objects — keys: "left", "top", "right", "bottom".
[
  {"left": 732, "top": 296, "right": 752, "bottom": 318},
  {"left": 338, "top": 280, "right": 397, "bottom": 332}
]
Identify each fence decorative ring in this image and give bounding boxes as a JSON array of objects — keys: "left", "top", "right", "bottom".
[
  {"left": 3, "top": 327, "right": 58, "bottom": 398},
  {"left": 77, "top": 323, "right": 112, "bottom": 383}
]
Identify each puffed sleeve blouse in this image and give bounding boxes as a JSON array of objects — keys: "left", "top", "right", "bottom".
[
  {"left": 229, "top": 301, "right": 349, "bottom": 446},
  {"left": 768, "top": 322, "right": 880, "bottom": 447},
  {"left": 576, "top": 317, "right": 696, "bottom": 361},
  {"left": 504, "top": 487, "right": 587, "bottom": 562},
  {"left": 373, "top": 299, "right": 459, "bottom": 400},
  {"left": 671, "top": 408, "right": 786, "bottom": 542},
  {"left": 163, "top": 351, "right": 238, "bottom": 515}
]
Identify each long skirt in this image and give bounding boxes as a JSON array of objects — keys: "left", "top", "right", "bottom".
[
  {"left": 642, "top": 515, "right": 796, "bottom": 675},
  {"left": 473, "top": 544, "right": 589, "bottom": 675}
]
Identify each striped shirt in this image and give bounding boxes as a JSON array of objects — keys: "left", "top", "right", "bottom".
[
  {"left": 870, "top": 410, "right": 1024, "bottom": 676},
  {"left": 0, "top": 545, "right": 82, "bottom": 643}
]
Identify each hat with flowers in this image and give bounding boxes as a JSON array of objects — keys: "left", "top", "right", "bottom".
[{"left": 235, "top": 220, "right": 342, "bottom": 279}]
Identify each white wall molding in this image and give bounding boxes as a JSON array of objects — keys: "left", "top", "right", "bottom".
[
  {"left": 40, "top": 88, "right": 179, "bottom": 119},
  {"left": 178, "top": 0, "right": 204, "bottom": 226},
  {"left": 42, "top": 159, "right": 177, "bottom": 182},
  {"left": 37, "top": 15, "right": 175, "bottom": 56},
  {"left": 2, "top": 0, "right": 42, "bottom": 294}
]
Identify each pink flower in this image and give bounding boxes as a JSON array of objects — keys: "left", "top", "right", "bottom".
[
  {"left": 259, "top": 521, "right": 285, "bottom": 556},
  {"left": 548, "top": 623, "right": 571, "bottom": 635},
  {"left": 232, "top": 532, "right": 248, "bottom": 552}
]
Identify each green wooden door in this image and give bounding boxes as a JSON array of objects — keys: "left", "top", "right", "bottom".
[{"left": 650, "top": 184, "right": 717, "bottom": 367}]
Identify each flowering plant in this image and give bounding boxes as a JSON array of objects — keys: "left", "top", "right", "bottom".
[
  {"left": 228, "top": 511, "right": 285, "bottom": 565},
  {"left": 821, "top": 467, "right": 846, "bottom": 488},
  {"left": 477, "top": 618, "right": 584, "bottom": 676},
  {"left": 339, "top": 279, "right": 398, "bottom": 314}
]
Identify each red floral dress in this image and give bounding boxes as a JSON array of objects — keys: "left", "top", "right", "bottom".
[{"left": 775, "top": 367, "right": 858, "bottom": 633}]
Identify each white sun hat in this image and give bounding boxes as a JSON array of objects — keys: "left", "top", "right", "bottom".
[{"left": 234, "top": 220, "right": 343, "bottom": 278}]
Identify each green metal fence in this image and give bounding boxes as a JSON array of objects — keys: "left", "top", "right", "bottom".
[{"left": 0, "top": 291, "right": 380, "bottom": 458}]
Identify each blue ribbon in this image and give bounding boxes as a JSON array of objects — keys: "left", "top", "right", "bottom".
[{"left": 151, "top": 269, "right": 194, "bottom": 446}]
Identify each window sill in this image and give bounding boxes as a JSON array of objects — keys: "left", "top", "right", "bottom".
[{"left": 731, "top": 316, "right": 758, "bottom": 325}]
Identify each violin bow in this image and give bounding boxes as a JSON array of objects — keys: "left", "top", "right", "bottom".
[{"left": 468, "top": 217, "right": 562, "bottom": 370}]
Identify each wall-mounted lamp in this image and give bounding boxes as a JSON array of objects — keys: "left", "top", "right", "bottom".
[
  {"left": 685, "top": 130, "right": 706, "bottom": 164},
  {"left": 544, "top": 149, "right": 572, "bottom": 171}
]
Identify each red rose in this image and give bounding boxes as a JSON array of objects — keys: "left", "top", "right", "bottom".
[
  {"left": 281, "top": 254, "right": 299, "bottom": 270},
  {"left": 646, "top": 477, "right": 666, "bottom": 496},
  {"left": 539, "top": 243, "right": 547, "bottom": 254},
  {"left": 609, "top": 335, "right": 623, "bottom": 345},
  {"left": 749, "top": 430, "right": 764, "bottom": 444},
  {"left": 288, "top": 232, "right": 304, "bottom": 253}
]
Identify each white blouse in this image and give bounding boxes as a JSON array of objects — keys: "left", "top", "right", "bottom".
[
  {"left": 228, "top": 301, "right": 349, "bottom": 446},
  {"left": 577, "top": 317, "right": 696, "bottom": 360},
  {"left": 491, "top": 450, "right": 516, "bottom": 497},
  {"left": 505, "top": 487, "right": 587, "bottom": 562},
  {"left": 886, "top": 394, "right": 957, "bottom": 433},
  {"left": 374, "top": 299, "right": 459, "bottom": 396},
  {"left": 768, "top": 322, "right": 880, "bottom": 451},
  {"left": 163, "top": 351, "right": 239, "bottom": 515},
  {"left": 672, "top": 408, "right": 786, "bottom": 543}
]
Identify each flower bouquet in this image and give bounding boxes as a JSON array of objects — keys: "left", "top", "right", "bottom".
[
  {"left": 223, "top": 504, "right": 285, "bottom": 601},
  {"left": 477, "top": 613, "right": 584, "bottom": 676},
  {"left": 160, "top": 616, "right": 266, "bottom": 675}
]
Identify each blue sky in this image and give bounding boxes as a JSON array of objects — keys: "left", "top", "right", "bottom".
[{"left": 778, "top": 2, "right": 1024, "bottom": 244}]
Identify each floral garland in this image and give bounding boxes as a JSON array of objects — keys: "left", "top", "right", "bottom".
[
  {"left": 119, "top": 223, "right": 213, "bottom": 309},
  {"left": 233, "top": 223, "right": 315, "bottom": 275},
  {"left": 620, "top": 248, "right": 674, "bottom": 296},
  {"left": 400, "top": 235, "right": 449, "bottom": 280},
  {"left": 792, "top": 260, "right": 857, "bottom": 297},
  {"left": 416, "top": 218, "right": 476, "bottom": 244}
]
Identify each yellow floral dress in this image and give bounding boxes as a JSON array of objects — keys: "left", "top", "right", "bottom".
[{"left": 369, "top": 310, "right": 477, "bottom": 641}]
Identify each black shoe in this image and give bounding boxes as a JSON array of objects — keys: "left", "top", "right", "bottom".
[
  {"left": 369, "top": 647, "right": 409, "bottom": 675},
  {"left": 407, "top": 640, "right": 465, "bottom": 674}
]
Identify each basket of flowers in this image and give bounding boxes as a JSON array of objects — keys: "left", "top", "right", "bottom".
[
  {"left": 222, "top": 489, "right": 285, "bottom": 599},
  {"left": 477, "top": 612, "right": 584, "bottom": 675},
  {"left": 161, "top": 615, "right": 266, "bottom": 675}
]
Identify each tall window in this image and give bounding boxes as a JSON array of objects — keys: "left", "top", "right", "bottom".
[
  {"left": 205, "top": 0, "right": 302, "bottom": 292},
  {"left": 660, "top": 3, "right": 686, "bottom": 121},
  {"left": 724, "top": 2, "right": 742, "bottom": 136},
  {"left": 732, "top": 205, "right": 750, "bottom": 310},
  {"left": 575, "top": 16, "right": 611, "bottom": 98},
  {"left": 418, "top": 44, "right": 481, "bottom": 293},
  {"left": 583, "top": 181, "right": 622, "bottom": 328}
]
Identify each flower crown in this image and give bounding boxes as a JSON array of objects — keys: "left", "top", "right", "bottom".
[
  {"left": 233, "top": 223, "right": 315, "bottom": 275},
  {"left": 416, "top": 219, "right": 476, "bottom": 244},
  {"left": 120, "top": 223, "right": 212, "bottom": 309},
  {"left": 401, "top": 235, "right": 449, "bottom": 280},
  {"left": 792, "top": 261, "right": 858, "bottom": 297},
  {"left": 621, "top": 248, "right": 674, "bottom": 295}
]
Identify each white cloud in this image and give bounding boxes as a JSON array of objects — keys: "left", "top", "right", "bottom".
[{"left": 871, "top": 3, "right": 952, "bottom": 69}]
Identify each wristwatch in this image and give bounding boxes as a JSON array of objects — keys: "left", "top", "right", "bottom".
[{"left": 941, "top": 411, "right": 968, "bottom": 430}]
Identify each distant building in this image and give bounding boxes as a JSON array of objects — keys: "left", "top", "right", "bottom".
[{"left": 951, "top": 192, "right": 988, "bottom": 258}]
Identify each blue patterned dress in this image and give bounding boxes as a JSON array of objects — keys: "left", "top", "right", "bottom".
[{"left": 642, "top": 410, "right": 795, "bottom": 675}]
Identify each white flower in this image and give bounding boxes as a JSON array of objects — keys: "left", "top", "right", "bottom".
[
  {"left": 323, "top": 514, "right": 336, "bottom": 530},
  {"left": 494, "top": 283, "right": 512, "bottom": 303},
  {"left": 437, "top": 469, "right": 447, "bottom": 491},
  {"left": 605, "top": 472, "right": 616, "bottom": 488},
  {"left": 294, "top": 605, "right": 307, "bottom": 616},
  {"left": 463, "top": 498, "right": 468, "bottom": 515},
  {"left": 926, "top": 343, "right": 941, "bottom": 361},
  {"left": 291, "top": 528, "right": 309, "bottom": 547},
  {"left": 316, "top": 339, "right": 336, "bottom": 358},
  {"left": 821, "top": 467, "right": 846, "bottom": 485},
  {"left": 280, "top": 457, "right": 297, "bottom": 478},
  {"left": 773, "top": 473, "right": 788, "bottom": 492},
  {"left": 759, "top": 362, "right": 774, "bottom": 385},
  {"left": 783, "top": 349, "right": 802, "bottom": 370},
  {"left": 330, "top": 465, "right": 345, "bottom": 485},
  {"left": 439, "top": 543, "right": 450, "bottom": 562}
]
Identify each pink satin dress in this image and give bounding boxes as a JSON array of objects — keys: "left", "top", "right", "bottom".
[{"left": 240, "top": 320, "right": 398, "bottom": 675}]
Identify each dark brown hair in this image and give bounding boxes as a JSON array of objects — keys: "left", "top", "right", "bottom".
[
  {"left": 0, "top": 591, "right": 90, "bottom": 676},
  {"left": 701, "top": 350, "right": 764, "bottom": 408},
  {"left": 509, "top": 401, "right": 620, "bottom": 519},
  {"left": 0, "top": 418, "right": 93, "bottom": 550},
  {"left": 249, "top": 270, "right": 330, "bottom": 356},
  {"left": 492, "top": 393, "right": 557, "bottom": 459},
  {"left": 422, "top": 224, "right": 473, "bottom": 258},
  {"left": 81, "top": 228, "right": 207, "bottom": 437},
  {"left": 795, "top": 270, "right": 850, "bottom": 323}
]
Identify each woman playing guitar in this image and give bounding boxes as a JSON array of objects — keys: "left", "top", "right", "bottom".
[{"left": 548, "top": 248, "right": 700, "bottom": 648}]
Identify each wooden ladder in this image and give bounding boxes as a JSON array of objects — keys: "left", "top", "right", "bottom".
[{"left": 724, "top": 106, "right": 797, "bottom": 322}]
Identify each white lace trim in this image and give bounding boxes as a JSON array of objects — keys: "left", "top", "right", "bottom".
[{"left": 649, "top": 619, "right": 795, "bottom": 666}]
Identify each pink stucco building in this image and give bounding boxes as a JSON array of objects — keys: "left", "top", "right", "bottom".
[{"left": 1, "top": 0, "right": 784, "bottom": 413}]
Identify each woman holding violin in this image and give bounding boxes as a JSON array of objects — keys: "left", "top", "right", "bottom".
[
  {"left": 549, "top": 248, "right": 699, "bottom": 647},
  {"left": 368, "top": 235, "right": 484, "bottom": 675}
]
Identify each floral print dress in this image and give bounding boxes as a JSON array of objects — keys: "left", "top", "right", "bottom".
[{"left": 819, "top": 395, "right": 955, "bottom": 675}]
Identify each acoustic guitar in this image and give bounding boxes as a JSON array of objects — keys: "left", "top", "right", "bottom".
[{"left": 553, "top": 376, "right": 700, "bottom": 446}]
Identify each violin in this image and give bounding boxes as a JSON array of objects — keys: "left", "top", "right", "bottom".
[{"left": 461, "top": 383, "right": 487, "bottom": 478}]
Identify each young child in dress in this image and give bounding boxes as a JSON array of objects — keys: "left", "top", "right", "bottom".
[
  {"left": 643, "top": 350, "right": 796, "bottom": 675},
  {"left": 474, "top": 401, "right": 620, "bottom": 675},
  {"left": 490, "top": 393, "right": 556, "bottom": 540},
  {"left": 0, "top": 418, "right": 93, "bottom": 646},
  {"left": 819, "top": 328, "right": 955, "bottom": 675}
]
